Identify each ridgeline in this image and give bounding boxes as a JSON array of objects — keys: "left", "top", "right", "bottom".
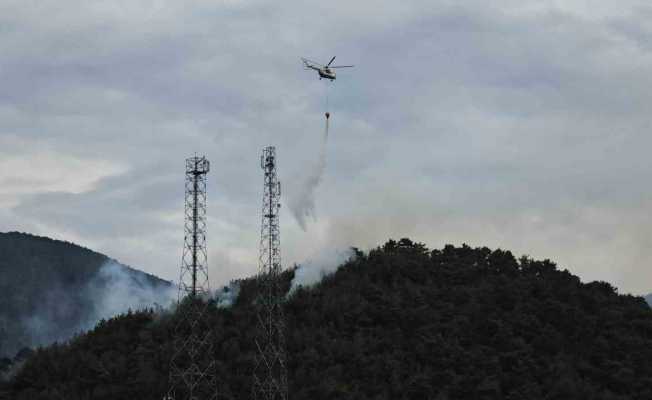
[{"left": 2, "top": 239, "right": 652, "bottom": 399}]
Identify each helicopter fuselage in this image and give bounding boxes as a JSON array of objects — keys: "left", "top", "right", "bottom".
[{"left": 318, "top": 68, "right": 336, "bottom": 80}]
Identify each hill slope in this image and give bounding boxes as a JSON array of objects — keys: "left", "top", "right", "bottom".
[
  {"left": 3, "top": 239, "right": 652, "bottom": 399},
  {"left": 0, "top": 232, "right": 174, "bottom": 358}
]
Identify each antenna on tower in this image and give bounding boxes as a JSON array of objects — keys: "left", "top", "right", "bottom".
[
  {"left": 168, "top": 155, "right": 217, "bottom": 400},
  {"left": 252, "top": 146, "right": 288, "bottom": 400}
]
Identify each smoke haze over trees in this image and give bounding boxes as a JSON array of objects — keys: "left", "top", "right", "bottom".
[
  {"left": 0, "top": 232, "right": 175, "bottom": 359},
  {"left": 3, "top": 239, "right": 652, "bottom": 399}
]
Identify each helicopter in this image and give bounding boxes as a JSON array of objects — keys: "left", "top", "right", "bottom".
[{"left": 301, "top": 56, "right": 354, "bottom": 81}]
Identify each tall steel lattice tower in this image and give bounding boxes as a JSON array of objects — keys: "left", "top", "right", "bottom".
[
  {"left": 168, "top": 155, "right": 217, "bottom": 400},
  {"left": 252, "top": 146, "right": 288, "bottom": 400}
]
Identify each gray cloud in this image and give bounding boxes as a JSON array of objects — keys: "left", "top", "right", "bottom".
[{"left": 1, "top": 1, "right": 652, "bottom": 294}]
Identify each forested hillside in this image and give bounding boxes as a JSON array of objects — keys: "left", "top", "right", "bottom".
[
  {"left": 0, "top": 232, "right": 173, "bottom": 359},
  {"left": 3, "top": 239, "right": 652, "bottom": 399}
]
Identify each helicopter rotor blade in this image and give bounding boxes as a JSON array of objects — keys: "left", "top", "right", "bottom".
[
  {"left": 327, "top": 56, "right": 336, "bottom": 66},
  {"left": 330, "top": 65, "right": 354, "bottom": 68},
  {"left": 301, "top": 57, "right": 324, "bottom": 67}
]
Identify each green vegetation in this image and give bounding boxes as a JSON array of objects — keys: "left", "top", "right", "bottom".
[{"left": 2, "top": 238, "right": 652, "bottom": 399}]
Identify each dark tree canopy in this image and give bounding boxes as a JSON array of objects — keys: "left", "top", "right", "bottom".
[{"left": 2, "top": 239, "right": 652, "bottom": 400}]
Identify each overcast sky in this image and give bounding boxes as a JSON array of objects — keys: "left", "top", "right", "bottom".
[{"left": 1, "top": 1, "right": 652, "bottom": 294}]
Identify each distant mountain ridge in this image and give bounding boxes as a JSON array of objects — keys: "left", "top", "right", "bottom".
[{"left": 0, "top": 232, "right": 174, "bottom": 358}]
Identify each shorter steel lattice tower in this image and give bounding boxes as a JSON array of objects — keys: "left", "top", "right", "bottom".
[
  {"left": 252, "top": 146, "right": 288, "bottom": 400},
  {"left": 168, "top": 155, "right": 217, "bottom": 400}
]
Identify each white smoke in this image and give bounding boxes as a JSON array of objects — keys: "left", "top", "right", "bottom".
[
  {"left": 12, "top": 261, "right": 176, "bottom": 357},
  {"left": 288, "top": 117, "right": 329, "bottom": 230},
  {"left": 214, "top": 281, "right": 241, "bottom": 308},
  {"left": 86, "top": 261, "right": 177, "bottom": 320},
  {"left": 288, "top": 246, "right": 355, "bottom": 296}
]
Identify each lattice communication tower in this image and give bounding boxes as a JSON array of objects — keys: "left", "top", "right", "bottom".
[
  {"left": 168, "top": 155, "right": 217, "bottom": 400},
  {"left": 252, "top": 146, "right": 288, "bottom": 400}
]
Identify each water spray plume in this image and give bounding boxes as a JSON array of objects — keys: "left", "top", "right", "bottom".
[{"left": 288, "top": 114, "right": 330, "bottom": 230}]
